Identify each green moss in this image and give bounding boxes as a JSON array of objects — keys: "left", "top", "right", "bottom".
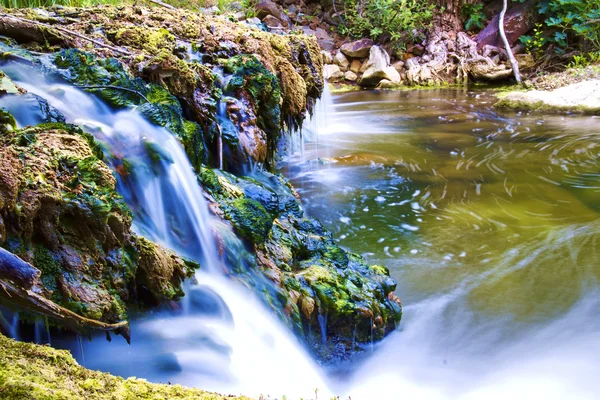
[
  {"left": 224, "top": 197, "right": 273, "bottom": 244},
  {"left": 0, "top": 107, "right": 17, "bottom": 133},
  {"left": 110, "top": 27, "right": 175, "bottom": 56},
  {"left": 223, "top": 55, "right": 281, "bottom": 140},
  {"left": 0, "top": 333, "right": 251, "bottom": 400}
]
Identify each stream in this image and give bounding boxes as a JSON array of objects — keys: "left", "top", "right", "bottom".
[{"left": 3, "top": 62, "right": 600, "bottom": 399}]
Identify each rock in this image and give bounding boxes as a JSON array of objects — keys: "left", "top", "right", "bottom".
[
  {"left": 315, "top": 27, "right": 334, "bottom": 50},
  {"left": 392, "top": 60, "right": 405, "bottom": 73},
  {"left": 358, "top": 45, "right": 393, "bottom": 87},
  {"left": 344, "top": 70, "right": 358, "bottom": 82},
  {"left": 495, "top": 80, "right": 600, "bottom": 114},
  {"left": 323, "top": 64, "right": 343, "bottom": 81},
  {"left": 407, "top": 43, "right": 425, "bottom": 56},
  {"left": 475, "top": 0, "right": 540, "bottom": 50},
  {"left": 263, "top": 15, "right": 283, "bottom": 28},
  {"left": 334, "top": 51, "right": 349, "bottom": 70},
  {"left": 256, "top": 0, "right": 292, "bottom": 27},
  {"left": 467, "top": 60, "right": 513, "bottom": 81},
  {"left": 321, "top": 50, "right": 333, "bottom": 64},
  {"left": 359, "top": 58, "right": 370, "bottom": 73},
  {"left": 340, "top": 38, "right": 374, "bottom": 58},
  {"left": 384, "top": 66, "right": 401, "bottom": 84},
  {"left": 350, "top": 59, "right": 362, "bottom": 74},
  {"left": 234, "top": 11, "right": 246, "bottom": 21},
  {"left": 378, "top": 79, "right": 399, "bottom": 89},
  {"left": 288, "top": 4, "right": 299, "bottom": 14},
  {"left": 517, "top": 53, "right": 535, "bottom": 72}
]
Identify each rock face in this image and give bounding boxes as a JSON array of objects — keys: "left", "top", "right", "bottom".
[
  {"left": 495, "top": 80, "right": 600, "bottom": 114},
  {"left": 200, "top": 168, "right": 402, "bottom": 356},
  {"left": 0, "top": 119, "right": 197, "bottom": 329},
  {"left": 475, "top": 0, "right": 540, "bottom": 50},
  {"left": 340, "top": 38, "right": 374, "bottom": 58}
]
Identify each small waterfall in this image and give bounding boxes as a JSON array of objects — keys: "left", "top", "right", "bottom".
[{"left": 3, "top": 61, "right": 331, "bottom": 399}]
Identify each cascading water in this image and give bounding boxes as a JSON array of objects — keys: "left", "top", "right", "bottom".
[
  {"left": 3, "top": 58, "right": 600, "bottom": 400},
  {"left": 2, "top": 61, "right": 331, "bottom": 399}
]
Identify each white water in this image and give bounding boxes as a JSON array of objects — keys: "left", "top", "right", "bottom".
[{"left": 3, "top": 62, "right": 600, "bottom": 399}]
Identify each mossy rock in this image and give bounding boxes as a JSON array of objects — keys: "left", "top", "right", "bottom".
[
  {"left": 0, "top": 333, "right": 251, "bottom": 400},
  {"left": 224, "top": 197, "right": 273, "bottom": 244}
]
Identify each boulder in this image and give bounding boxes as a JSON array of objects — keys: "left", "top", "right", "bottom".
[
  {"left": 475, "top": 0, "right": 539, "bottom": 50},
  {"left": 358, "top": 45, "right": 393, "bottom": 87},
  {"left": 359, "top": 58, "right": 370, "bottom": 73},
  {"left": 384, "top": 66, "right": 402, "bottom": 84},
  {"left": 334, "top": 51, "right": 350, "bottom": 70},
  {"left": 256, "top": 0, "right": 292, "bottom": 27},
  {"left": 344, "top": 70, "right": 358, "bottom": 82},
  {"left": 323, "top": 64, "right": 344, "bottom": 81},
  {"left": 340, "top": 38, "right": 375, "bottom": 58},
  {"left": 315, "top": 27, "right": 335, "bottom": 51}
]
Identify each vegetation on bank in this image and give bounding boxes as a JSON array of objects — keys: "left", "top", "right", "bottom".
[{"left": 0, "top": 333, "right": 250, "bottom": 400}]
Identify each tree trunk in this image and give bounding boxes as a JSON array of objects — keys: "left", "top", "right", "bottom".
[{"left": 499, "top": 0, "right": 522, "bottom": 83}]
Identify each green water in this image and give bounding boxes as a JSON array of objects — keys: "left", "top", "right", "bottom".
[{"left": 287, "top": 88, "right": 600, "bottom": 334}]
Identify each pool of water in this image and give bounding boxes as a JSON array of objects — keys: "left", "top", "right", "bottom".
[{"left": 285, "top": 88, "right": 600, "bottom": 397}]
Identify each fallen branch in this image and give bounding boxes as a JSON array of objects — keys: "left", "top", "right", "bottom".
[
  {"left": 499, "top": 0, "right": 521, "bottom": 84},
  {"left": 0, "top": 279, "right": 131, "bottom": 342},
  {"left": 149, "top": 0, "right": 177, "bottom": 10},
  {"left": 0, "top": 13, "right": 131, "bottom": 56}
]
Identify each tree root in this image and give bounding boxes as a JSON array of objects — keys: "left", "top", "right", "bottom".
[{"left": 0, "top": 13, "right": 131, "bottom": 56}]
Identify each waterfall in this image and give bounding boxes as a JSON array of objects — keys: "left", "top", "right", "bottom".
[{"left": 3, "top": 61, "right": 331, "bottom": 399}]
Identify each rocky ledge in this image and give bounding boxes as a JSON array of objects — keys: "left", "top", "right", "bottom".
[{"left": 495, "top": 80, "right": 600, "bottom": 115}]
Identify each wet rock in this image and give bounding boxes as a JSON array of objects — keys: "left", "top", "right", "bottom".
[
  {"left": 323, "top": 64, "right": 343, "bottom": 81},
  {"left": 334, "top": 51, "right": 350, "bottom": 71},
  {"left": 377, "top": 79, "right": 399, "bottom": 89},
  {"left": 344, "top": 71, "right": 358, "bottom": 82},
  {"left": 340, "top": 38, "right": 374, "bottom": 58}
]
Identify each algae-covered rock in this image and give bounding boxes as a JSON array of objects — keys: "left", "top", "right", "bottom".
[
  {"left": 200, "top": 167, "right": 402, "bottom": 356},
  {"left": 0, "top": 333, "right": 250, "bottom": 400},
  {"left": 0, "top": 121, "right": 197, "bottom": 328}
]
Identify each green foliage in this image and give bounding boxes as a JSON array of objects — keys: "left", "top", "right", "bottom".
[
  {"left": 0, "top": 108, "right": 16, "bottom": 133},
  {"left": 462, "top": 3, "right": 486, "bottom": 32},
  {"left": 567, "top": 51, "right": 600, "bottom": 68},
  {"left": 335, "top": 0, "right": 435, "bottom": 43},
  {"left": 519, "top": 23, "right": 546, "bottom": 58},
  {"left": 538, "top": 0, "right": 600, "bottom": 51}
]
